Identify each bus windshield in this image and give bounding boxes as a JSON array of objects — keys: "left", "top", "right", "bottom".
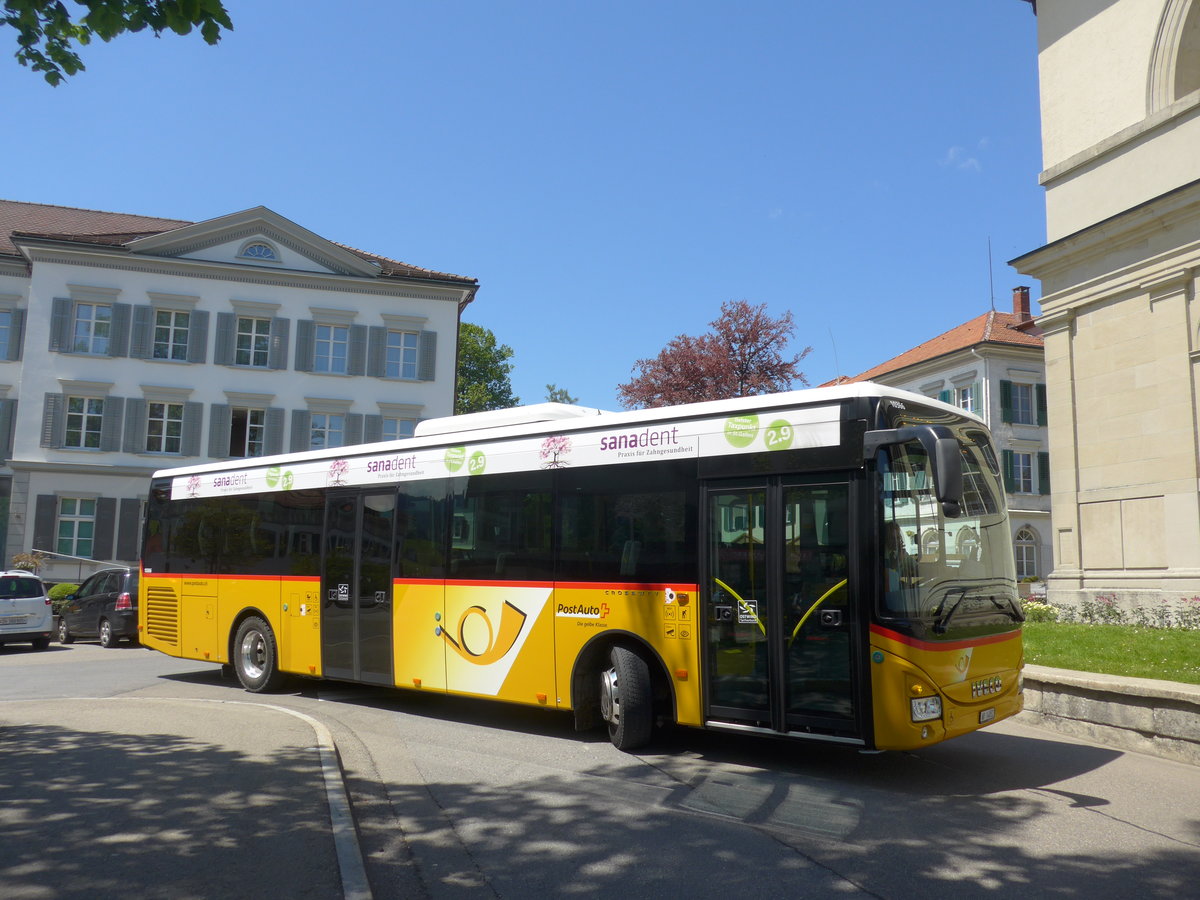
[{"left": 878, "top": 427, "right": 1019, "bottom": 633}]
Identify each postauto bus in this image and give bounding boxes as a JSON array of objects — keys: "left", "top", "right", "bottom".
[{"left": 139, "top": 384, "right": 1023, "bottom": 751}]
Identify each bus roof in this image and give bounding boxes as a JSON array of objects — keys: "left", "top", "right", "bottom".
[{"left": 150, "top": 382, "right": 974, "bottom": 481}]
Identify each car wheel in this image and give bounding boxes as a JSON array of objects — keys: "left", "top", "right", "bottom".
[
  {"left": 57, "top": 618, "right": 74, "bottom": 644},
  {"left": 232, "top": 616, "right": 287, "bottom": 693},
  {"left": 99, "top": 619, "right": 116, "bottom": 649},
  {"left": 32, "top": 636, "right": 50, "bottom": 651},
  {"left": 599, "top": 645, "right": 653, "bottom": 751}
]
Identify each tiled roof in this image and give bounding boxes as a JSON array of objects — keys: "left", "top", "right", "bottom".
[
  {"left": 0, "top": 198, "right": 476, "bottom": 285},
  {"left": 829, "top": 309, "right": 1043, "bottom": 385}
]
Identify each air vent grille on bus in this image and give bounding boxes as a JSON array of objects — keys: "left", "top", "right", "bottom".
[{"left": 145, "top": 585, "right": 180, "bottom": 645}]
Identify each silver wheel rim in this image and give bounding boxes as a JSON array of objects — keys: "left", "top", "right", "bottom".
[
  {"left": 600, "top": 666, "right": 620, "bottom": 725},
  {"left": 100, "top": 622, "right": 111, "bottom": 644},
  {"left": 240, "top": 630, "right": 267, "bottom": 680}
]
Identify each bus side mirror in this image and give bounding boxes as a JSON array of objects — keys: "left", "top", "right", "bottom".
[{"left": 863, "top": 425, "right": 964, "bottom": 519}]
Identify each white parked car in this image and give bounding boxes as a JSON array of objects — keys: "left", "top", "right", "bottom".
[{"left": 0, "top": 570, "right": 54, "bottom": 650}]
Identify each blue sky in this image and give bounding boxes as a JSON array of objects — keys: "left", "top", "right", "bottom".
[{"left": 3, "top": 1, "right": 1045, "bottom": 410}]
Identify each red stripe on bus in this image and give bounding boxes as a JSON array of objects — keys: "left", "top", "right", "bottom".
[{"left": 870, "top": 623, "right": 1021, "bottom": 653}]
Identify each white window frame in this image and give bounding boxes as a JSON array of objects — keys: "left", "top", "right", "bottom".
[
  {"left": 153, "top": 309, "right": 191, "bottom": 361},
  {"left": 1011, "top": 383, "right": 1035, "bottom": 426},
  {"left": 235, "top": 316, "right": 271, "bottom": 367},
  {"left": 230, "top": 406, "right": 266, "bottom": 458},
  {"left": 381, "top": 416, "right": 417, "bottom": 441},
  {"left": 64, "top": 396, "right": 104, "bottom": 449},
  {"left": 73, "top": 303, "right": 112, "bottom": 355},
  {"left": 315, "top": 324, "right": 349, "bottom": 374},
  {"left": 57, "top": 497, "right": 96, "bottom": 557},
  {"left": 1015, "top": 526, "right": 1039, "bottom": 579},
  {"left": 310, "top": 413, "right": 345, "bottom": 450},
  {"left": 146, "top": 401, "right": 184, "bottom": 453},
  {"left": 385, "top": 330, "right": 420, "bottom": 380},
  {"left": 1013, "top": 451, "right": 1034, "bottom": 494},
  {"left": 954, "top": 384, "right": 975, "bottom": 414}
]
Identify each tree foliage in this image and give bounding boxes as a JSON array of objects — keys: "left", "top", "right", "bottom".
[
  {"left": 617, "top": 300, "right": 811, "bottom": 409},
  {"left": 545, "top": 384, "right": 577, "bottom": 405},
  {"left": 456, "top": 322, "right": 519, "bottom": 414},
  {"left": 3, "top": 0, "right": 233, "bottom": 85}
]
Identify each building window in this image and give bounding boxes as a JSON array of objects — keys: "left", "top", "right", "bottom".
[
  {"left": 382, "top": 417, "right": 416, "bottom": 441},
  {"left": 1015, "top": 527, "right": 1039, "bottom": 579},
  {"left": 230, "top": 407, "right": 266, "bottom": 458},
  {"left": 146, "top": 402, "right": 184, "bottom": 453},
  {"left": 1011, "top": 384, "right": 1034, "bottom": 425},
  {"left": 315, "top": 324, "right": 349, "bottom": 374},
  {"left": 235, "top": 317, "right": 271, "bottom": 367},
  {"left": 0, "top": 310, "right": 10, "bottom": 356},
  {"left": 1013, "top": 451, "right": 1033, "bottom": 493},
  {"left": 955, "top": 384, "right": 975, "bottom": 414},
  {"left": 64, "top": 397, "right": 104, "bottom": 449},
  {"left": 153, "top": 310, "right": 190, "bottom": 361},
  {"left": 385, "top": 331, "right": 420, "bottom": 379},
  {"left": 310, "top": 413, "right": 344, "bottom": 450},
  {"left": 240, "top": 241, "right": 278, "bottom": 261},
  {"left": 73, "top": 304, "right": 112, "bottom": 355},
  {"left": 57, "top": 498, "right": 96, "bottom": 557}
]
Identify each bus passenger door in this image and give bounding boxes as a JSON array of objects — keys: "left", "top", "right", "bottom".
[
  {"left": 322, "top": 490, "right": 396, "bottom": 685},
  {"left": 704, "top": 478, "right": 860, "bottom": 741}
]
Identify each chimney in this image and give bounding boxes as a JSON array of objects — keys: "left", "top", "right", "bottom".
[{"left": 1013, "top": 285, "right": 1032, "bottom": 322}]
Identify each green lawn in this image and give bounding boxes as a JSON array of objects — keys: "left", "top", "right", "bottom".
[{"left": 1022, "top": 622, "right": 1200, "bottom": 685}]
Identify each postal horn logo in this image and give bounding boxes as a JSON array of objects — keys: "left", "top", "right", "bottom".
[{"left": 440, "top": 600, "right": 527, "bottom": 665}]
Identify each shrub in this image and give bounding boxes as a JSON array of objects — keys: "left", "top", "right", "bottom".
[
  {"left": 48, "top": 582, "right": 78, "bottom": 616},
  {"left": 1020, "top": 598, "right": 1059, "bottom": 623}
]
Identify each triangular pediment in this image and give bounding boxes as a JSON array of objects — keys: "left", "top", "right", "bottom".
[{"left": 124, "top": 206, "right": 381, "bottom": 277}]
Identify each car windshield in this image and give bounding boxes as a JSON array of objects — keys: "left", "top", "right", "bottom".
[{"left": 0, "top": 577, "right": 44, "bottom": 599}]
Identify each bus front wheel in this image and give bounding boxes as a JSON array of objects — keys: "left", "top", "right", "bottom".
[
  {"left": 232, "top": 617, "right": 287, "bottom": 693},
  {"left": 600, "top": 645, "right": 652, "bottom": 751}
]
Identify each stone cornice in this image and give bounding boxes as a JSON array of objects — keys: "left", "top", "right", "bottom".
[
  {"left": 19, "top": 242, "right": 468, "bottom": 305},
  {"left": 6, "top": 458, "right": 160, "bottom": 478}
]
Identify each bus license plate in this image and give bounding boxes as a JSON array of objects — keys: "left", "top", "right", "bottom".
[
  {"left": 979, "top": 707, "right": 996, "bottom": 724},
  {"left": 0, "top": 615, "right": 26, "bottom": 626}
]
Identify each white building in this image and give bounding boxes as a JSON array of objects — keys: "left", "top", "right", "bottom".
[
  {"left": 0, "top": 200, "right": 477, "bottom": 582},
  {"left": 827, "top": 287, "right": 1052, "bottom": 583}
]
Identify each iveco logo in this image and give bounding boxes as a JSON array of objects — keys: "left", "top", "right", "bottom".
[{"left": 971, "top": 676, "right": 1003, "bottom": 698}]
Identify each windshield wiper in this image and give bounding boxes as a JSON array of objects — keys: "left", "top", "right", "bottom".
[
  {"left": 931, "top": 588, "right": 968, "bottom": 635},
  {"left": 989, "top": 594, "right": 1025, "bottom": 623}
]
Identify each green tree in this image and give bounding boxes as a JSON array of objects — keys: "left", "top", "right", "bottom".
[
  {"left": 3, "top": 0, "right": 233, "bottom": 85},
  {"left": 456, "top": 322, "right": 519, "bottom": 414},
  {"left": 545, "top": 384, "right": 577, "bottom": 404}
]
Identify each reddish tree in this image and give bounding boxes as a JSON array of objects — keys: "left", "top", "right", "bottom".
[{"left": 617, "top": 300, "right": 811, "bottom": 409}]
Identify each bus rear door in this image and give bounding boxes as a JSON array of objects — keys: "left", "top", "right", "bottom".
[{"left": 703, "top": 477, "right": 863, "bottom": 743}]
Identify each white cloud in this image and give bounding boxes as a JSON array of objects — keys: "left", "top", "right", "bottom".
[{"left": 940, "top": 145, "right": 982, "bottom": 172}]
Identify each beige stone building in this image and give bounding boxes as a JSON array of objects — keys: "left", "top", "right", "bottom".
[{"left": 1011, "top": 0, "right": 1200, "bottom": 608}]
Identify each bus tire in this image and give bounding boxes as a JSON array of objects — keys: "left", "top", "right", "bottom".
[
  {"left": 232, "top": 616, "right": 287, "bottom": 693},
  {"left": 600, "top": 645, "right": 652, "bottom": 751}
]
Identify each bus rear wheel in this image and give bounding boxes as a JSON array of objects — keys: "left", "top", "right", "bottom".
[
  {"left": 600, "top": 645, "right": 652, "bottom": 751},
  {"left": 233, "top": 617, "right": 287, "bottom": 693}
]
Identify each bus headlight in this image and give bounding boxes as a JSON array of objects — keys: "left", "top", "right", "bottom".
[{"left": 911, "top": 696, "right": 943, "bottom": 722}]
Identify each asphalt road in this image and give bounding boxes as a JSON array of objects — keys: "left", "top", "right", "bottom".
[{"left": 2, "top": 640, "right": 1198, "bottom": 899}]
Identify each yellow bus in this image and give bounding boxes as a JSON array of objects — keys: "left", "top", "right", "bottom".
[{"left": 139, "top": 384, "right": 1024, "bottom": 751}]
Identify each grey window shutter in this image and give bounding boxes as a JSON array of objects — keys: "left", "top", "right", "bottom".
[
  {"left": 418, "top": 330, "right": 437, "bottom": 381},
  {"left": 294, "top": 320, "right": 315, "bottom": 372},
  {"left": 208, "top": 404, "right": 232, "bottom": 458},
  {"left": 130, "top": 305, "right": 153, "bottom": 359},
  {"left": 347, "top": 324, "right": 368, "bottom": 376},
  {"left": 0, "top": 398, "right": 15, "bottom": 458},
  {"left": 290, "top": 410, "right": 311, "bottom": 452},
  {"left": 187, "top": 310, "right": 210, "bottom": 364},
  {"left": 345, "top": 413, "right": 364, "bottom": 446},
  {"left": 214, "top": 312, "right": 235, "bottom": 365},
  {"left": 100, "top": 397, "right": 125, "bottom": 452},
  {"left": 367, "top": 326, "right": 386, "bottom": 377},
  {"left": 93, "top": 497, "right": 117, "bottom": 561},
  {"left": 116, "top": 497, "right": 142, "bottom": 562},
  {"left": 265, "top": 407, "right": 285, "bottom": 455},
  {"left": 181, "top": 401, "right": 203, "bottom": 456},
  {"left": 50, "top": 298, "right": 72, "bottom": 352},
  {"left": 110, "top": 302, "right": 132, "bottom": 357},
  {"left": 7, "top": 308, "right": 24, "bottom": 360},
  {"left": 40, "top": 393, "right": 64, "bottom": 448},
  {"left": 123, "top": 399, "right": 148, "bottom": 453},
  {"left": 33, "top": 494, "right": 58, "bottom": 553},
  {"left": 269, "top": 317, "right": 290, "bottom": 370},
  {"left": 364, "top": 414, "right": 383, "bottom": 444}
]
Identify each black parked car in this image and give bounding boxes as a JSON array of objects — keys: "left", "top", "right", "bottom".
[{"left": 57, "top": 568, "right": 140, "bottom": 648}]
